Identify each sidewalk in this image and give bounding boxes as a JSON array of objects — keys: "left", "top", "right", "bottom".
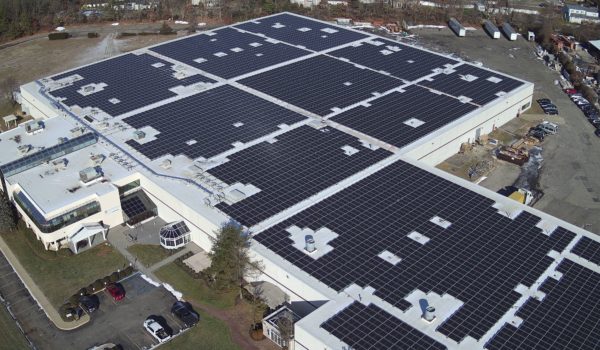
[{"left": 0, "top": 235, "right": 89, "bottom": 330}]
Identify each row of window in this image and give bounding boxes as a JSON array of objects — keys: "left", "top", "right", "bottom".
[{"left": 14, "top": 191, "right": 101, "bottom": 233}]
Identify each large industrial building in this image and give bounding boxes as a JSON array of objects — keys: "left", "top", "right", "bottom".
[{"left": 2, "top": 12, "right": 600, "bottom": 350}]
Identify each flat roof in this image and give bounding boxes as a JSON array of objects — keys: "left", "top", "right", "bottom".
[{"left": 14, "top": 12, "right": 599, "bottom": 350}]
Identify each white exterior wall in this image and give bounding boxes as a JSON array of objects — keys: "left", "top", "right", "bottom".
[
  {"left": 20, "top": 83, "right": 58, "bottom": 120},
  {"left": 404, "top": 83, "right": 534, "bottom": 166},
  {"left": 137, "top": 174, "right": 220, "bottom": 252},
  {"left": 8, "top": 183, "right": 123, "bottom": 249}
]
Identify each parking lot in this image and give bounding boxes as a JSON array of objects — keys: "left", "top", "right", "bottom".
[{"left": 0, "top": 251, "right": 189, "bottom": 350}]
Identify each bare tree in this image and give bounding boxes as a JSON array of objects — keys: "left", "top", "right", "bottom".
[
  {"left": 0, "top": 192, "right": 16, "bottom": 232},
  {"left": 277, "top": 310, "right": 294, "bottom": 350},
  {"left": 0, "top": 75, "right": 18, "bottom": 106}
]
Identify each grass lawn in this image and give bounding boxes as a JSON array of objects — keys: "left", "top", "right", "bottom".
[
  {"left": 160, "top": 311, "right": 240, "bottom": 350},
  {"left": 155, "top": 262, "right": 237, "bottom": 310},
  {"left": 127, "top": 244, "right": 177, "bottom": 267},
  {"left": 0, "top": 223, "right": 128, "bottom": 309},
  {"left": 0, "top": 307, "right": 29, "bottom": 350}
]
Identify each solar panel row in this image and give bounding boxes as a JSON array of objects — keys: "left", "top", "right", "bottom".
[
  {"left": 321, "top": 302, "right": 447, "bottom": 350},
  {"left": 571, "top": 236, "right": 600, "bottom": 265},
  {"left": 254, "top": 160, "right": 577, "bottom": 343},
  {"left": 208, "top": 125, "right": 392, "bottom": 226},
  {"left": 329, "top": 85, "right": 478, "bottom": 148},
  {"left": 50, "top": 54, "right": 215, "bottom": 116},
  {"left": 150, "top": 27, "right": 311, "bottom": 79},
  {"left": 486, "top": 259, "right": 600, "bottom": 350},
  {"left": 124, "top": 85, "right": 307, "bottom": 160},
  {"left": 234, "top": 13, "right": 369, "bottom": 51}
]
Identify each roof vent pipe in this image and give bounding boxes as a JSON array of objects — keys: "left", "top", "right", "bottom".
[
  {"left": 305, "top": 235, "right": 316, "bottom": 253},
  {"left": 423, "top": 306, "right": 436, "bottom": 322}
]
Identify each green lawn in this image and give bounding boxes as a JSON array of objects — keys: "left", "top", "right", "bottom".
[
  {"left": 0, "top": 307, "right": 29, "bottom": 350},
  {"left": 0, "top": 223, "right": 128, "bottom": 309},
  {"left": 160, "top": 311, "right": 240, "bottom": 350},
  {"left": 155, "top": 262, "right": 237, "bottom": 310},
  {"left": 127, "top": 244, "right": 176, "bottom": 267},
  {"left": 155, "top": 262, "right": 241, "bottom": 350}
]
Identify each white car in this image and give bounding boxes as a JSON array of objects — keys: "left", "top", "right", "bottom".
[{"left": 143, "top": 317, "right": 171, "bottom": 343}]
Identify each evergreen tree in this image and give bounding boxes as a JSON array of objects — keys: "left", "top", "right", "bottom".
[{"left": 207, "top": 223, "right": 262, "bottom": 296}]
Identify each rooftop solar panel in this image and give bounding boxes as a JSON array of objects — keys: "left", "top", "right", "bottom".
[
  {"left": 207, "top": 125, "right": 392, "bottom": 226},
  {"left": 150, "top": 27, "right": 311, "bottom": 79},
  {"left": 322, "top": 302, "right": 447, "bottom": 350},
  {"left": 239, "top": 55, "right": 404, "bottom": 116},
  {"left": 234, "top": 13, "right": 369, "bottom": 51},
  {"left": 419, "top": 64, "right": 524, "bottom": 106},
  {"left": 254, "top": 160, "right": 577, "bottom": 343},
  {"left": 329, "top": 85, "right": 478, "bottom": 148},
  {"left": 49, "top": 53, "right": 216, "bottom": 116},
  {"left": 486, "top": 259, "right": 600, "bottom": 350},
  {"left": 124, "top": 85, "right": 307, "bottom": 160},
  {"left": 328, "top": 38, "right": 458, "bottom": 81},
  {"left": 571, "top": 236, "right": 600, "bottom": 265}
]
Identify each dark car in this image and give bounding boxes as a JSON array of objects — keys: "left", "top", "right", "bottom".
[
  {"left": 171, "top": 301, "right": 199, "bottom": 327},
  {"left": 537, "top": 98, "right": 551, "bottom": 104},
  {"left": 595, "top": 129, "right": 600, "bottom": 137},
  {"left": 528, "top": 129, "right": 545, "bottom": 141},
  {"left": 106, "top": 283, "right": 125, "bottom": 301},
  {"left": 79, "top": 295, "right": 100, "bottom": 313}
]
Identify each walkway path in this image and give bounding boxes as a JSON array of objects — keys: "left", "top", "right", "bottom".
[{"left": 0, "top": 235, "right": 89, "bottom": 330}]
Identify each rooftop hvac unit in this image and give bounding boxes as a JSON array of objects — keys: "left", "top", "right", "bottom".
[
  {"left": 305, "top": 235, "right": 316, "bottom": 253},
  {"left": 483, "top": 20, "right": 500, "bottom": 39},
  {"left": 133, "top": 130, "right": 146, "bottom": 140},
  {"left": 423, "top": 306, "right": 436, "bottom": 322},
  {"left": 24, "top": 120, "right": 44, "bottom": 135},
  {"left": 502, "top": 23, "right": 518, "bottom": 41},
  {"left": 79, "top": 166, "right": 102, "bottom": 183},
  {"left": 17, "top": 145, "right": 31, "bottom": 154},
  {"left": 448, "top": 18, "right": 466, "bottom": 37}
]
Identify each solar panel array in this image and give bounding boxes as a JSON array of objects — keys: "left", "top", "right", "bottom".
[
  {"left": 254, "top": 160, "right": 577, "bottom": 343},
  {"left": 419, "top": 64, "right": 524, "bottom": 106},
  {"left": 329, "top": 85, "right": 478, "bottom": 148},
  {"left": 207, "top": 126, "right": 391, "bottom": 226},
  {"left": 50, "top": 54, "right": 215, "bottom": 116},
  {"left": 321, "top": 302, "right": 447, "bottom": 350},
  {"left": 329, "top": 38, "right": 457, "bottom": 82},
  {"left": 150, "top": 27, "right": 311, "bottom": 79},
  {"left": 486, "top": 259, "right": 600, "bottom": 350},
  {"left": 124, "top": 85, "right": 307, "bottom": 160},
  {"left": 571, "top": 236, "right": 600, "bottom": 265},
  {"left": 239, "top": 55, "right": 403, "bottom": 116},
  {"left": 234, "top": 13, "right": 369, "bottom": 51}
]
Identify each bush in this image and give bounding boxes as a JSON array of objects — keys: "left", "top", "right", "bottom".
[
  {"left": 118, "top": 32, "right": 137, "bottom": 38},
  {"left": 49, "top": 32, "right": 70, "bottom": 40},
  {"left": 92, "top": 279, "right": 104, "bottom": 292},
  {"left": 123, "top": 265, "right": 134, "bottom": 275},
  {"left": 138, "top": 31, "right": 156, "bottom": 36},
  {"left": 118, "top": 269, "right": 128, "bottom": 279},
  {"left": 110, "top": 271, "right": 119, "bottom": 282},
  {"left": 85, "top": 285, "right": 95, "bottom": 295},
  {"left": 102, "top": 276, "right": 111, "bottom": 285},
  {"left": 87, "top": 32, "right": 99, "bottom": 38},
  {"left": 68, "top": 294, "right": 80, "bottom": 305},
  {"left": 78, "top": 288, "right": 87, "bottom": 296}
]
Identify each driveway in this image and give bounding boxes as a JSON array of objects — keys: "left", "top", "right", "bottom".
[{"left": 0, "top": 252, "right": 187, "bottom": 350}]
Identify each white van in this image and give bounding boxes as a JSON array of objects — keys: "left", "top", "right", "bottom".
[{"left": 538, "top": 121, "right": 559, "bottom": 135}]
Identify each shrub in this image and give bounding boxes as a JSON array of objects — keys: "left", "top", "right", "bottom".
[
  {"left": 117, "top": 32, "right": 137, "bottom": 38},
  {"left": 92, "top": 279, "right": 104, "bottom": 292},
  {"left": 49, "top": 32, "right": 70, "bottom": 40},
  {"left": 87, "top": 32, "right": 99, "bottom": 38},
  {"left": 69, "top": 294, "right": 80, "bottom": 305},
  {"left": 78, "top": 288, "right": 87, "bottom": 296},
  {"left": 110, "top": 271, "right": 119, "bottom": 282},
  {"left": 123, "top": 265, "right": 134, "bottom": 275},
  {"left": 118, "top": 270, "right": 128, "bottom": 279},
  {"left": 102, "top": 276, "right": 111, "bottom": 285},
  {"left": 85, "top": 285, "right": 95, "bottom": 295}
]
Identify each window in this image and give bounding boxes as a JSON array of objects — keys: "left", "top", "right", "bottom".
[
  {"left": 118, "top": 179, "right": 141, "bottom": 196},
  {"left": 521, "top": 102, "right": 531, "bottom": 111}
]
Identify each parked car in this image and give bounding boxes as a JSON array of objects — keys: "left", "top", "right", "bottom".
[
  {"left": 528, "top": 128, "right": 545, "bottom": 141},
  {"left": 537, "top": 98, "right": 551, "bottom": 104},
  {"left": 564, "top": 88, "right": 577, "bottom": 95},
  {"left": 171, "top": 301, "right": 200, "bottom": 328},
  {"left": 143, "top": 316, "right": 171, "bottom": 343},
  {"left": 595, "top": 129, "right": 600, "bottom": 137},
  {"left": 106, "top": 283, "right": 125, "bottom": 301},
  {"left": 79, "top": 295, "right": 100, "bottom": 313},
  {"left": 537, "top": 121, "right": 559, "bottom": 135}
]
